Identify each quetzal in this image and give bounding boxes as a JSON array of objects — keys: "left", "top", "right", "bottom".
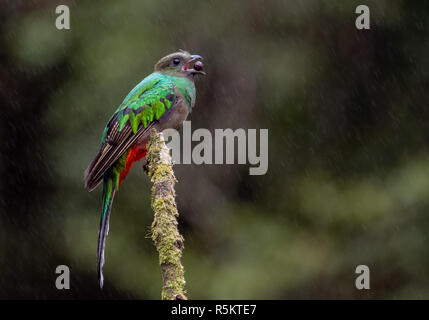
[{"left": 84, "top": 51, "right": 205, "bottom": 287}]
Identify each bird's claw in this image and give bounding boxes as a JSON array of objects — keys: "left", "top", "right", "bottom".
[{"left": 142, "top": 158, "right": 149, "bottom": 175}]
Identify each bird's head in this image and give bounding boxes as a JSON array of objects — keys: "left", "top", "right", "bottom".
[{"left": 154, "top": 50, "right": 205, "bottom": 78}]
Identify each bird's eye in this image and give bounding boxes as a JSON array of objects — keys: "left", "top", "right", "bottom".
[{"left": 172, "top": 58, "right": 181, "bottom": 65}]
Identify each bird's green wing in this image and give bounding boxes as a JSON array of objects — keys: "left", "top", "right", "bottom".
[{"left": 84, "top": 72, "right": 176, "bottom": 190}]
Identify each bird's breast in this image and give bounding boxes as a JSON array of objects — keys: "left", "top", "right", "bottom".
[{"left": 135, "top": 97, "right": 189, "bottom": 148}]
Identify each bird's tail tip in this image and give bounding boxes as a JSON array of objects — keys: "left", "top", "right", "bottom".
[
  {"left": 98, "top": 252, "right": 105, "bottom": 288},
  {"left": 96, "top": 176, "right": 116, "bottom": 290},
  {"left": 99, "top": 273, "right": 104, "bottom": 288}
]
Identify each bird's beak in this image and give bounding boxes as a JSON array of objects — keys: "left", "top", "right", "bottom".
[
  {"left": 183, "top": 55, "right": 206, "bottom": 75},
  {"left": 189, "top": 54, "right": 203, "bottom": 62}
]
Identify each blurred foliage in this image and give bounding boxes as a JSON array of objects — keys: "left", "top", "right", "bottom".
[{"left": 1, "top": 0, "right": 429, "bottom": 299}]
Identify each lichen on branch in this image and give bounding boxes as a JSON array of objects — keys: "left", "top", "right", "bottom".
[{"left": 145, "top": 129, "right": 187, "bottom": 300}]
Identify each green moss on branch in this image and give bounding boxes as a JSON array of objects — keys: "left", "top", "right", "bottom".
[{"left": 146, "top": 129, "right": 187, "bottom": 300}]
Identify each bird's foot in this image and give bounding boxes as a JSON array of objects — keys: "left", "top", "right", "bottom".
[{"left": 142, "top": 158, "right": 149, "bottom": 175}]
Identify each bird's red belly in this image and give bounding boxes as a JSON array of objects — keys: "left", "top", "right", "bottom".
[{"left": 118, "top": 145, "right": 147, "bottom": 187}]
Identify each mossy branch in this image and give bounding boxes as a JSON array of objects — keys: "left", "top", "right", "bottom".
[{"left": 145, "top": 129, "right": 187, "bottom": 300}]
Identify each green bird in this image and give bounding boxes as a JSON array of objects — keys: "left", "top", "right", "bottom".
[{"left": 84, "top": 51, "right": 205, "bottom": 287}]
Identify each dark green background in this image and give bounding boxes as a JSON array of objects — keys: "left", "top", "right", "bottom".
[{"left": 1, "top": 0, "right": 429, "bottom": 299}]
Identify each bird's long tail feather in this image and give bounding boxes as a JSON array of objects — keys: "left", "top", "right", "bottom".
[{"left": 97, "top": 174, "right": 117, "bottom": 288}]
